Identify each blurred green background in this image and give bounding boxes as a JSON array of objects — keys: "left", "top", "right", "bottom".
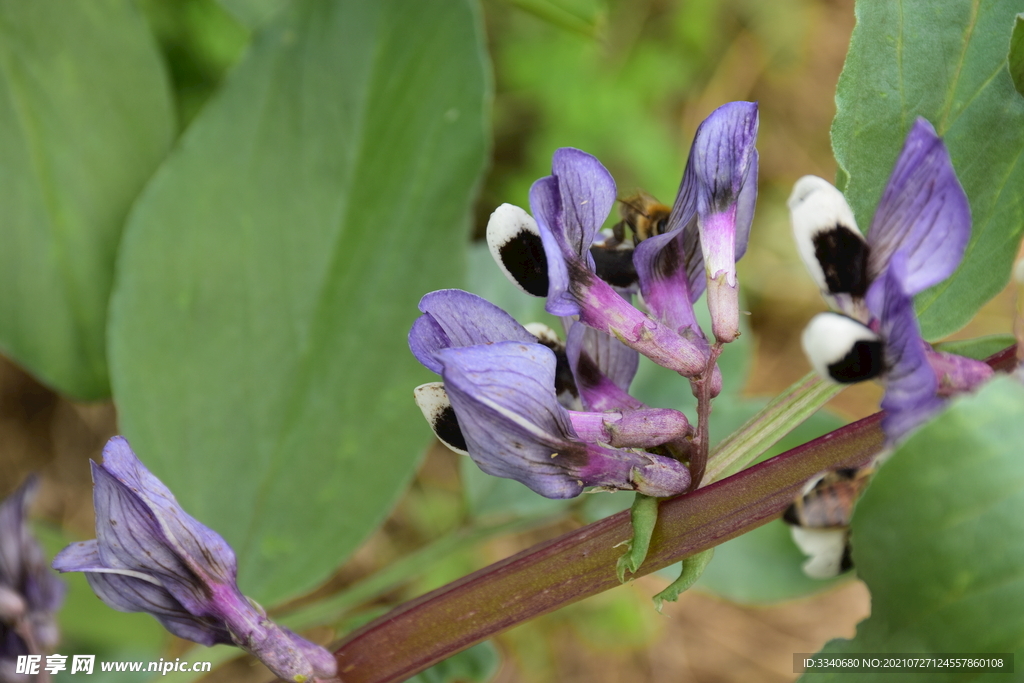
[{"left": 2, "top": 0, "right": 1020, "bottom": 681}]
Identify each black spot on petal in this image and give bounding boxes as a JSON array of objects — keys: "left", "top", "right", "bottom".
[
  {"left": 499, "top": 232, "right": 549, "bottom": 297},
  {"left": 812, "top": 226, "right": 870, "bottom": 297},
  {"left": 533, "top": 336, "right": 580, "bottom": 400},
  {"left": 827, "top": 339, "right": 884, "bottom": 383},
  {"left": 590, "top": 246, "right": 638, "bottom": 288},
  {"left": 433, "top": 405, "right": 467, "bottom": 453},
  {"left": 839, "top": 542, "right": 854, "bottom": 573}
]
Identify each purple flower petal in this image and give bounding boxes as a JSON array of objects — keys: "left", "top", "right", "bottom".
[
  {"left": 733, "top": 148, "right": 759, "bottom": 263},
  {"left": 867, "top": 252, "right": 945, "bottom": 442},
  {"left": 690, "top": 101, "right": 760, "bottom": 221},
  {"left": 98, "top": 438, "right": 237, "bottom": 585},
  {"left": 53, "top": 438, "right": 338, "bottom": 682},
  {"left": 437, "top": 342, "right": 690, "bottom": 498},
  {"left": 530, "top": 176, "right": 578, "bottom": 316},
  {"left": 437, "top": 342, "right": 584, "bottom": 499},
  {"left": 565, "top": 322, "right": 644, "bottom": 412},
  {"left": 0, "top": 476, "right": 65, "bottom": 627},
  {"left": 574, "top": 275, "right": 708, "bottom": 376},
  {"left": 54, "top": 540, "right": 230, "bottom": 646},
  {"left": 867, "top": 117, "right": 971, "bottom": 295},
  {"left": 530, "top": 149, "right": 617, "bottom": 317},
  {"left": 633, "top": 228, "right": 703, "bottom": 340},
  {"left": 648, "top": 102, "right": 758, "bottom": 343},
  {"left": 550, "top": 148, "right": 617, "bottom": 260},
  {"left": 409, "top": 289, "right": 535, "bottom": 372}
]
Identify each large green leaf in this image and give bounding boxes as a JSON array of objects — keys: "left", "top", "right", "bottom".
[
  {"left": 832, "top": 0, "right": 1024, "bottom": 340},
  {"left": 109, "top": 0, "right": 489, "bottom": 605},
  {"left": 804, "top": 377, "right": 1024, "bottom": 681},
  {"left": 0, "top": 0, "right": 174, "bottom": 399}
]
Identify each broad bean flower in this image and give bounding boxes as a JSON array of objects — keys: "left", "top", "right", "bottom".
[
  {"left": 791, "top": 117, "right": 991, "bottom": 442},
  {"left": 409, "top": 289, "right": 692, "bottom": 498},
  {"left": 0, "top": 476, "right": 64, "bottom": 681},
  {"left": 487, "top": 151, "right": 708, "bottom": 376},
  {"left": 634, "top": 101, "right": 759, "bottom": 344},
  {"left": 52, "top": 438, "right": 336, "bottom": 683}
]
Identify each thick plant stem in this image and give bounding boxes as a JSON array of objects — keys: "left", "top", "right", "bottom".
[
  {"left": 329, "top": 412, "right": 884, "bottom": 683},
  {"left": 323, "top": 345, "right": 1018, "bottom": 683}
]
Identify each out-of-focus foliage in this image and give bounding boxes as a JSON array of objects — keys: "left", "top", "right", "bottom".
[
  {"left": 833, "top": 0, "right": 1024, "bottom": 340},
  {"left": 0, "top": 0, "right": 174, "bottom": 399},
  {"left": 136, "top": 0, "right": 249, "bottom": 126},
  {"left": 109, "top": 0, "right": 490, "bottom": 606},
  {"left": 1011, "top": 13, "right": 1024, "bottom": 96},
  {"left": 806, "top": 377, "right": 1024, "bottom": 681},
  {"left": 406, "top": 641, "right": 501, "bottom": 683}
]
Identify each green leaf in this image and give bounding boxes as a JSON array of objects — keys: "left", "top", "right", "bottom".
[
  {"left": 1010, "top": 13, "right": 1024, "bottom": 95},
  {"left": 0, "top": 0, "right": 174, "bottom": 399},
  {"left": 832, "top": 0, "right": 1024, "bottom": 339},
  {"left": 109, "top": 0, "right": 489, "bottom": 605},
  {"left": 215, "top": 0, "right": 286, "bottom": 28},
  {"left": 805, "top": 377, "right": 1024, "bottom": 681},
  {"left": 405, "top": 641, "right": 500, "bottom": 683},
  {"left": 933, "top": 334, "right": 1016, "bottom": 360},
  {"left": 615, "top": 493, "right": 658, "bottom": 582},
  {"left": 653, "top": 547, "right": 713, "bottom": 613}
]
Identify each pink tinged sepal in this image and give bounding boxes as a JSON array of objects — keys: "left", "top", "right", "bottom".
[
  {"left": 574, "top": 273, "right": 707, "bottom": 377},
  {"left": 924, "top": 348, "right": 994, "bottom": 397},
  {"left": 567, "top": 408, "right": 691, "bottom": 449},
  {"left": 867, "top": 117, "right": 971, "bottom": 295},
  {"left": 51, "top": 438, "right": 337, "bottom": 683},
  {"left": 866, "top": 253, "right": 945, "bottom": 444}
]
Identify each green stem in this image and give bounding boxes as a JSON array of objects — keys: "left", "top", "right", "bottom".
[{"left": 703, "top": 370, "right": 842, "bottom": 484}]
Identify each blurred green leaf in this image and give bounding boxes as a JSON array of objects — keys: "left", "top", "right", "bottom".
[
  {"left": 462, "top": 457, "right": 569, "bottom": 521},
  {"left": 405, "top": 641, "right": 500, "bottom": 683},
  {"left": 833, "top": 0, "right": 1024, "bottom": 340},
  {"left": 0, "top": 0, "right": 174, "bottom": 399},
  {"left": 933, "top": 334, "right": 1016, "bottom": 360},
  {"left": 695, "top": 520, "right": 850, "bottom": 604},
  {"left": 215, "top": 0, "right": 286, "bottom": 29},
  {"left": 805, "top": 376, "right": 1024, "bottom": 680},
  {"left": 1010, "top": 13, "right": 1024, "bottom": 95},
  {"left": 109, "top": 0, "right": 489, "bottom": 605}
]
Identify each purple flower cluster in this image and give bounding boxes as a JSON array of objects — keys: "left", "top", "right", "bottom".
[
  {"left": 410, "top": 102, "right": 759, "bottom": 499},
  {"left": 792, "top": 118, "right": 991, "bottom": 443},
  {"left": 53, "top": 438, "right": 336, "bottom": 683},
  {"left": 0, "top": 477, "right": 64, "bottom": 682}
]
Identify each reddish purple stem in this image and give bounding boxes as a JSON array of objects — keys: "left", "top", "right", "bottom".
[{"left": 321, "top": 345, "right": 1017, "bottom": 683}]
